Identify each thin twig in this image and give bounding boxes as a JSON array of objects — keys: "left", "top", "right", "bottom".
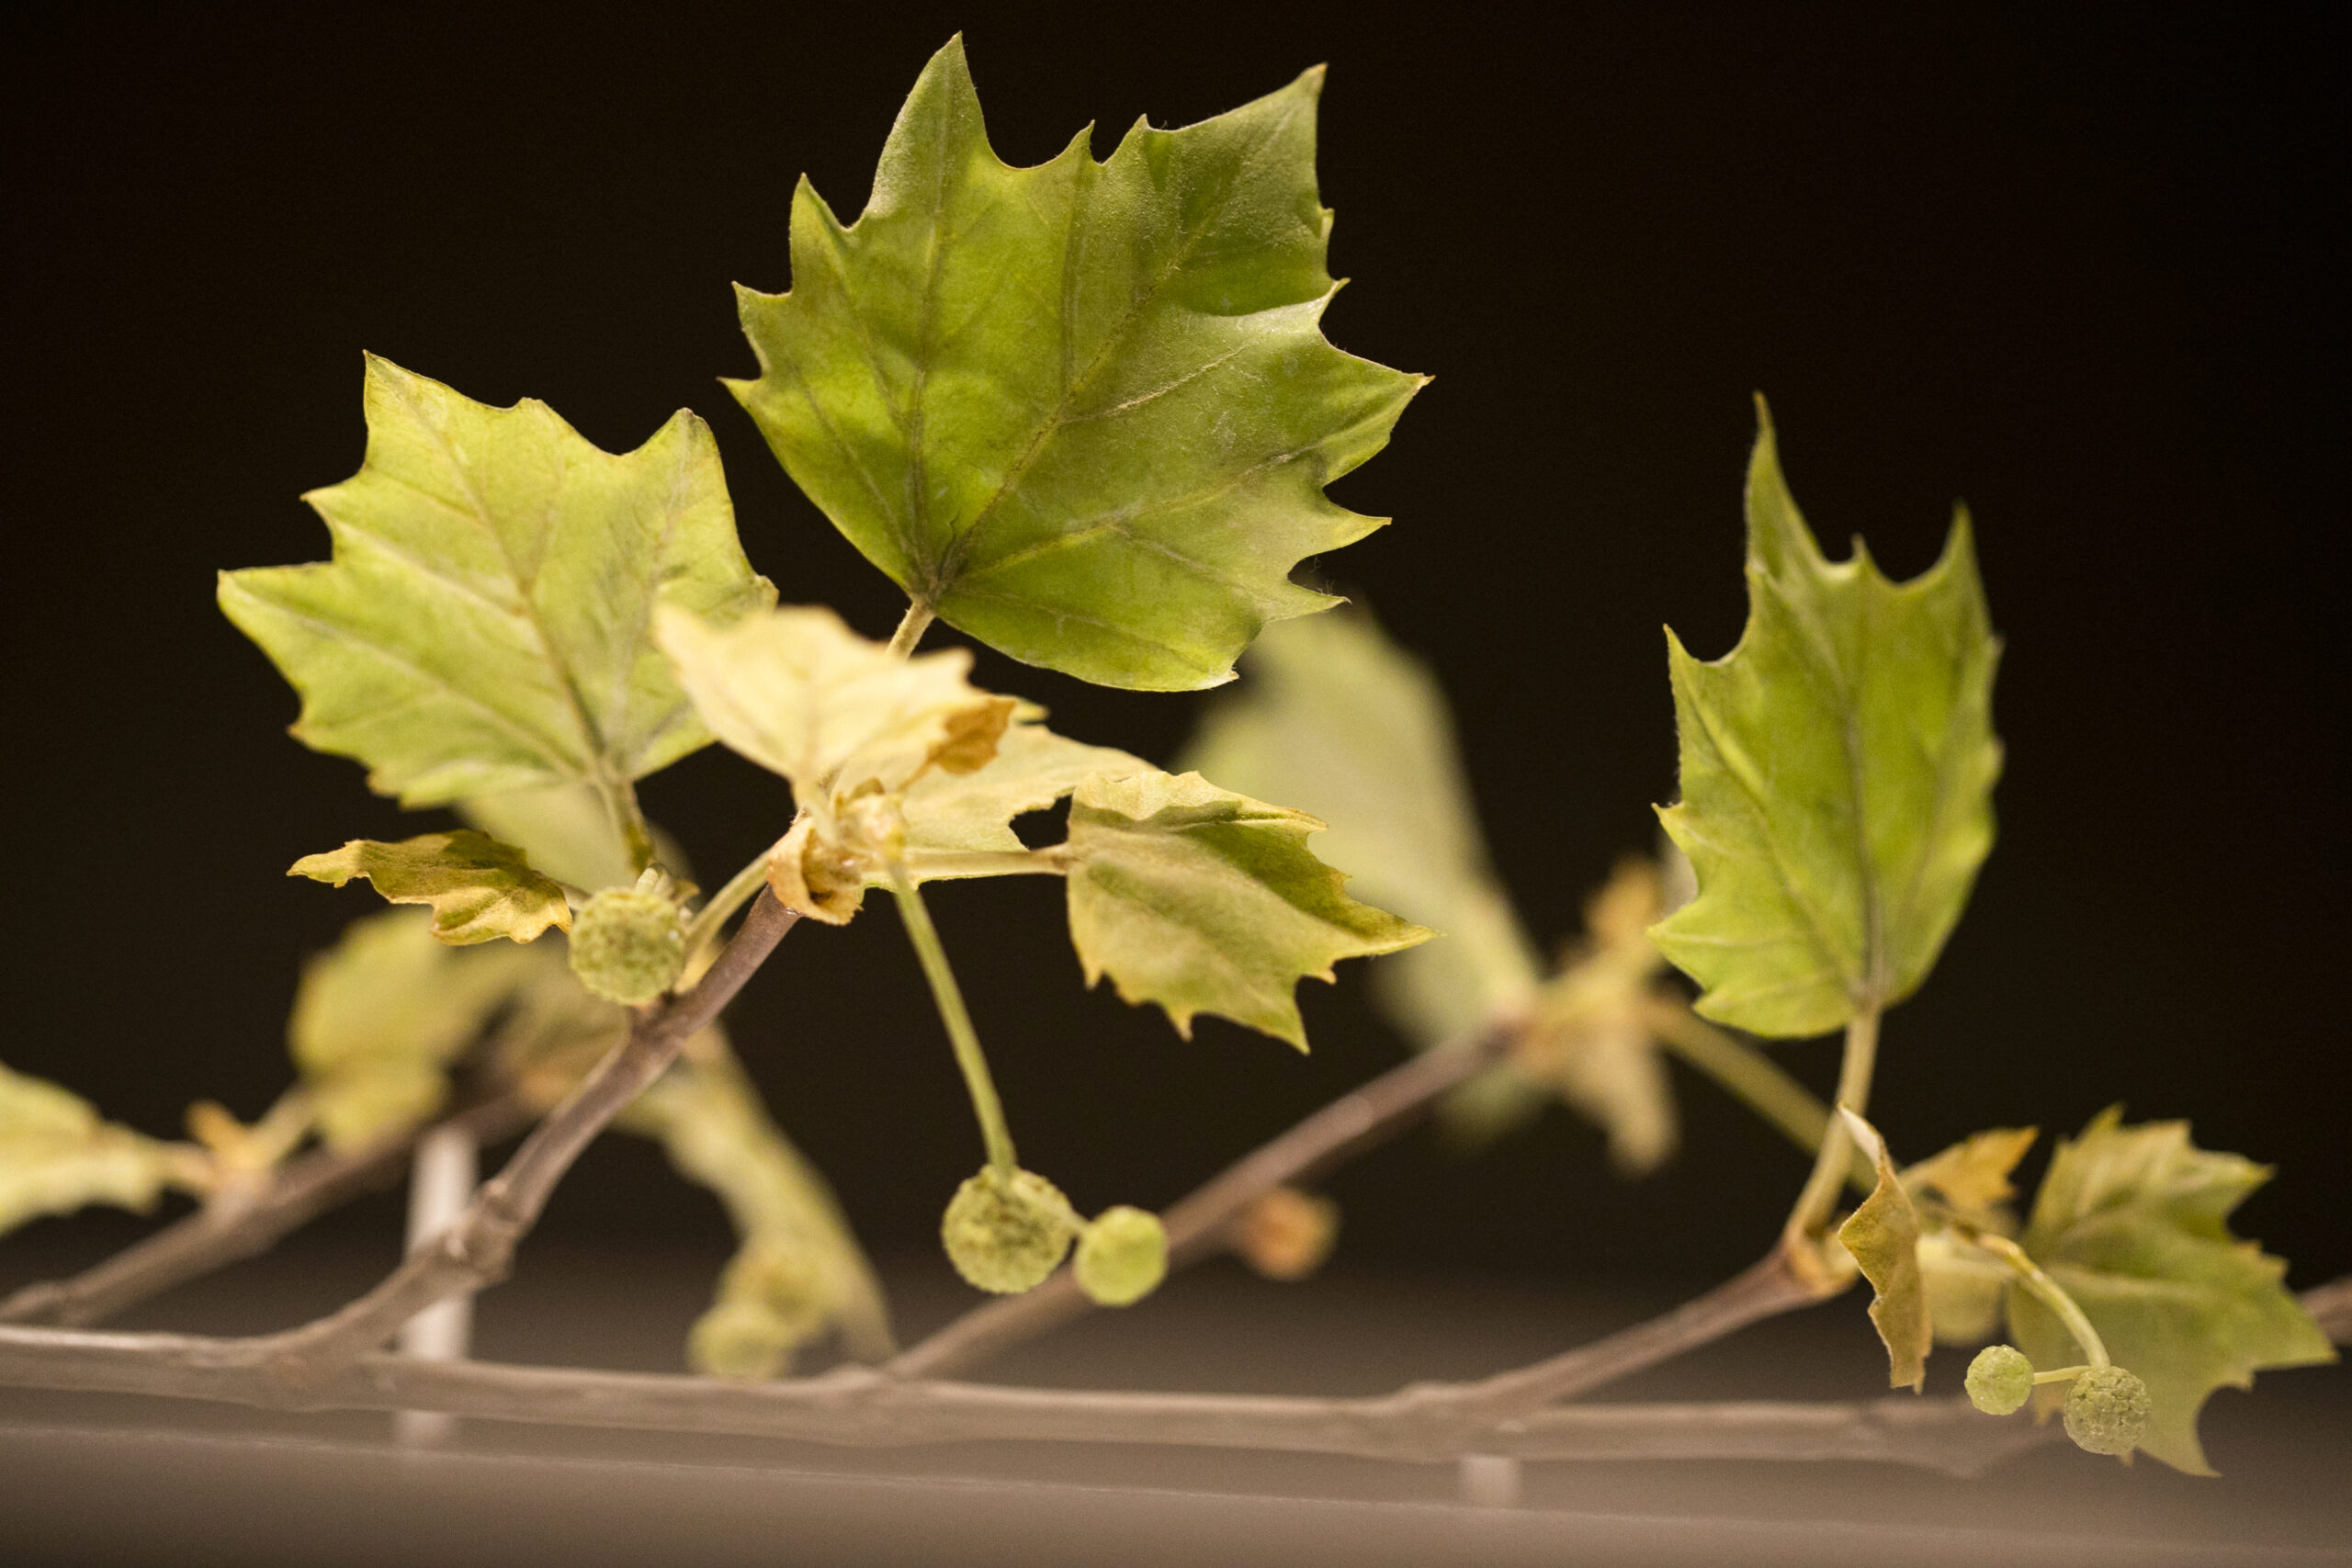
[
  {"left": 96, "top": 893, "right": 802, "bottom": 1391},
  {"left": 2304, "top": 1272, "right": 2352, "bottom": 1345},
  {"left": 0, "top": 1093, "right": 534, "bottom": 1329},
  {"left": 3, "top": 1279, "right": 2341, "bottom": 1465},
  {"left": 888, "top": 1018, "right": 1521, "bottom": 1379},
  {"left": 0, "top": 1321, "right": 2059, "bottom": 1473}
]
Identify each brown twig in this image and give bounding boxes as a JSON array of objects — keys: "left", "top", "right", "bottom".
[
  {"left": 887, "top": 1017, "right": 1522, "bottom": 1380},
  {"left": 0, "top": 1094, "right": 534, "bottom": 1330},
  {"left": 243, "top": 892, "right": 801, "bottom": 1386},
  {"left": 0, "top": 1320, "right": 2053, "bottom": 1474},
  {"left": 2304, "top": 1272, "right": 2352, "bottom": 1346},
  {"left": 36, "top": 892, "right": 801, "bottom": 1392}
]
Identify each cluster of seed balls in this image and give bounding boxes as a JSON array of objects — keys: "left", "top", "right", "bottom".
[
  {"left": 941, "top": 1166, "right": 1168, "bottom": 1307},
  {"left": 1966, "top": 1344, "right": 2151, "bottom": 1457}
]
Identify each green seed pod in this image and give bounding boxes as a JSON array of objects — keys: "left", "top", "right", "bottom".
[
  {"left": 569, "top": 888, "right": 686, "bottom": 1004},
  {"left": 2063, "top": 1365, "right": 2151, "bottom": 1457},
  {"left": 941, "top": 1167, "right": 1077, "bottom": 1293},
  {"left": 1963, "top": 1344, "right": 2036, "bottom": 1416},
  {"left": 1074, "top": 1205, "right": 1169, "bottom": 1307}
]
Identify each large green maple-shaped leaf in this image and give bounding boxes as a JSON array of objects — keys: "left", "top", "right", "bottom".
[
  {"left": 287, "top": 910, "right": 544, "bottom": 1149},
  {"left": 220, "top": 356, "right": 775, "bottom": 817},
  {"left": 1650, "top": 403, "right": 2002, "bottom": 1036},
  {"left": 1, "top": 1065, "right": 203, "bottom": 1236},
  {"left": 290, "top": 829, "right": 571, "bottom": 945},
  {"left": 729, "top": 36, "right": 1422, "bottom": 692},
  {"left": 1063, "top": 769, "right": 1430, "bottom": 1048},
  {"left": 2008, "top": 1108, "right": 2336, "bottom": 1474}
]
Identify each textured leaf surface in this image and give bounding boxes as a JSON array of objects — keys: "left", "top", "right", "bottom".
[
  {"left": 1905, "top": 1126, "right": 2036, "bottom": 1222},
  {"left": 1063, "top": 770, "right": 1429, "bottom": 1047},
  {"left": 1651, "top": 405, "right": 2002, "bottom": 1036},
  {"left": 658, "top": 605, "right": 1003, "bottom": 810},
  {"left": 0, "top": 1065, "right": 198, "bottom": 1236},
  {"left": 220, "top": 356, "right": 774, "bottom": 811},
  {"left": 2009, "top": 1109, "right": 2335, "bottom": 1473},
  {"left": 900, "top": 718, "right": 1144, "bottom": 867},
  {"left": 290, "top": 830, "right": 571, "bottom": 944},
  {"left": 288, "top": 911, "right": 542, "bottom": 1148},
  {"left": 729, "top": 37, "right": 1422, "bottom": 691},
  {"left": 1837, "top": 1109, "right": 1931, "bottom": 1390}
]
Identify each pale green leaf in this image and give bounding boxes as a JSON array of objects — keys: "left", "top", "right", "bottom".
[
  {"left": 1904, "top": 1125, "right": 2036, "bottom": 1224},
  {"left": 623, "top": 1043, "right": 893, "bottom": 1371},
  {"left": 1651, "top": 402, "right": 2002, "bottom": 1036},
  {"left": 460, "top": 782, "right": 643, "bottom": 894},
  {"left": 1182, "top": 609, "right": 1544, "bottom": 1044},
  {"left": 288, "top": 910, "right": 543, "bottom": 1149},
  {"left": 657, "top": 604, "right": 1004, "bottom": 811},
  {"left": 290, "top": 829, "right": 571, "bottom": 945},
  {"left": 1063, "top": 769, "right": 1430, "bottom": 1048},
  {"left": 729, "top": 37, "right": 1422, "bottom": 691},
  {"left": 0, "top": 1064, "right": 201, "bottom": 1236},
  {"left": 220, "top": 355, "right": 775, "bottom": 812},
  {"left": 2009, "top": 1108, "right": 2336, "bottom": 1473},
  {"left": 900, "top": 718, "right": 1145, "bottom": 868},
  {"left": 1836, "top": 1109, "right": 1931, "bottom": 1391}
]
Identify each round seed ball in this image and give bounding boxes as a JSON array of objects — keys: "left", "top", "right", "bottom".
[
  {"left": 1074, "top": 1206, "right": 1169, "bottom": 1307},
  {"left": 1964, "top": 1344, "right": 2036, "bottom": 1416},
  {"left": 941, "top": 1168, "right": 1075, "bottom": 1293},
  {"left": 2064, "top": 1365, "right": 2152, "bottom": 1456},
  {"left": 568, "top": 888, "right": 686, "bottom": 1005}
]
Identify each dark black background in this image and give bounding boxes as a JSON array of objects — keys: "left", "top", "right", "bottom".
[{"left": 4, "top": 3, "right": 2344, "bottom": 1289}]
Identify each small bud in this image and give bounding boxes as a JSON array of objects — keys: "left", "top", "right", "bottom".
[
  {"left": 1233, "top": 1187, "right": 1340, "bottom": 1281},
  {"left": 568, "top": 888, "right": 686, "bottom": 1004},
  {"left": 1074, "top": 1206, "right": 1168, "bottom": 1307},
  {"left": 1964, "top": 1344, "right": 2035, "bottom": 1416},
  {"left": 2063, "top": 1365, "right": 2151, "bottom": 1457},
  {"left": 941, "top": 1167, "right": 1077, "bottom": 1293}
]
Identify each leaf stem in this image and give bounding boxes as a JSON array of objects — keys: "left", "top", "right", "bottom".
[
  {"left": 886, "top": 603, "right": 936, "bottom": 660},
  {"left": 886, "top": 865, "right": 1017, "bottom": 1176},
  {"left": 1638, "top": 996, "right": 1871, "bottom": 1192},
  {"left": 1782, "top": 1004, "right": 1882, "bottom": 1248},
  {"left": 683, "top": 848, "right": 779, "bottom": 963},
  {"left": 897, "top": 848, "right": 1070, "bottom": 882},
  {"left": 1969, "top": 1233, "right": 2109, "bottom": 1370}
]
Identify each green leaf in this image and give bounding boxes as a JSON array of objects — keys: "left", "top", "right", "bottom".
[
  {"left": 1835, "top": 1109, "right": 1931, "bottom": 1391},
  {"left": 729, "top": 37, "right": 1422, "bottom": 691},
  {"left": 220, "top": 355, "right": 775, "bottom": 818},
  {"left": 459, "top": 782, "right": 643, "bottom": 894},
  {"left": 288, "top": 910, "right": 543, "bottom": 1149},
  {"left": 623, "top": 1043, "right": 894, "bottom": 1371},
  {"left": 290, "top": 829, "right": 572, "bottom": 945},
  {"left": 1182, "top": 609, "right": 1543, "bottom": 1045},
  {"left": 2009, "top": 1108, "right": 2336, "bottom": 1474},
  {"left": 1062, "top": 769, "right": 1430, "bottom": 1048},
  {"left": 1650, "top": 401, "right": 2003, "bottom": 1036},
  {"left": 1, "top": 1064, "right": 200, "bottom": 1237},
  {"left": 900, "top": 716, "right": 1145, "bottom": 869}
]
